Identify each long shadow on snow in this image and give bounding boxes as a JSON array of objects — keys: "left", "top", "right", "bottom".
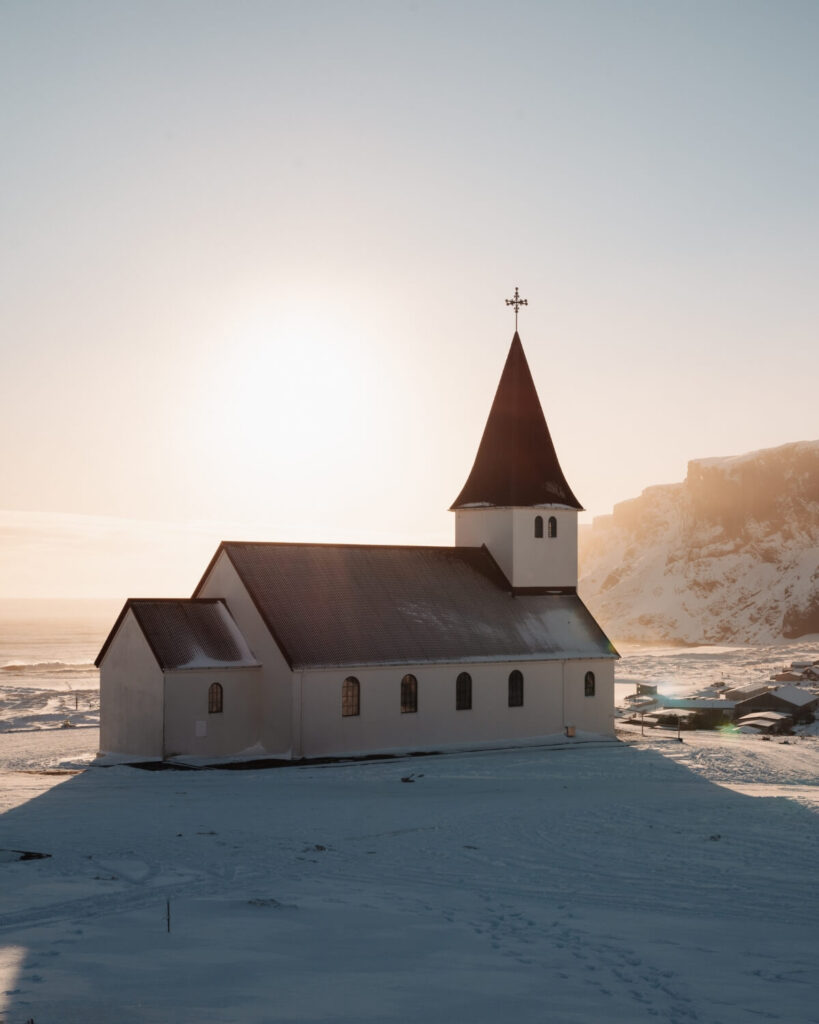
[{"left": 1, "top": 738, "right": 818, "bottom": 1020}]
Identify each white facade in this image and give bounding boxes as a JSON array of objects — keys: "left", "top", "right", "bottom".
[
  {"left": 163, "top": 666, "right": 262, "bottom": 758},
  {"left": 187, "top": 542, "right": 614, "bottom": 760},
  {"left": 100, "top": 596, "right": 614, "bottom": 760},
  {"left": 99, "top": 609, "right": 165, "bottom": 757},
  {"left": 454, "top": 507, "right": 579, "bottom": 589},
  {"left": 298, "top": 657, "right": 614, "bottom": 758},
  {"left": 196, "top": 550, "right": 297, "bottom": 756}
]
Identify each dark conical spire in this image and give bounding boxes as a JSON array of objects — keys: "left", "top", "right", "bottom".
[{"left": 451, "top": 333, "right": 583, "bottom": 510}]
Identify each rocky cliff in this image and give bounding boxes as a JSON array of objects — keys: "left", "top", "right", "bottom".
[{"left": 578, "top": 441, "right": 819, "bottom": 644}]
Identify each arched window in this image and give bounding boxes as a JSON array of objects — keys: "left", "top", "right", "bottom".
[
  {"left": 548, "top": 516, "right": 557, "bottom": 538},
  {"left": 584, "top": 671, "right": 596, "bottom": 697},
  {"left": 401, "top": 674, "right": 418, "bottom": 713},
  {"left": 534, "top": 515, "right": 544, "bottom": 539},
  {"left": 508, "top": 670, "right": 524, "bottom": 707},
  {"left": 208, "top": 682, "right": 223, "bottom": 714},
  {"left": 342, "top": 676, "right": 360, "bottom": 717},
  {"left": 456, "top": 671, "right": 472, "bottom": 710}
]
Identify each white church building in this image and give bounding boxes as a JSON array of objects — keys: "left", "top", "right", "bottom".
[{"left": 96, "top": 329, "right": 618, "bottom": 761}]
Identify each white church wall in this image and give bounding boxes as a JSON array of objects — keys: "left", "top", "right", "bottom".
[
  {"left": 512, "top": 508, "right": 578, "bottom": 589},
  {"left": 195, "top": 551, "right": 295, "bottom": 756},
  {"left": 98, "top": 609, "right": 165, "bottom": 757},
  {"left": 298, "top": 659, "right": 595, "bottom": 759},
  {"left": 563, "top": 658, "right": 615, "bottom": 736},
  {"left": 163, "top": 667, "right": 263, "bottom": 757},
  {"left": 454, "top": 509, "right": 515, "bottom": 581},
  {"left": 454, "top": 508, "right": 578, "bottom": 588}
]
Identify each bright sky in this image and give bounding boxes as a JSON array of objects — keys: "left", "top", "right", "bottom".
[{"left": 2, "top": 1, "right": 817, "bottom": 598}]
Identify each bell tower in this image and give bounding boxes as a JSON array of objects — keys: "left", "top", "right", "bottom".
[{"left": 451, "top": 326, "right": 583, "bottom": 591}]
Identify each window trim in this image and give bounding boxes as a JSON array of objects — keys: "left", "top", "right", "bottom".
[
  {"left": 208, "top": 681, "right": 223, "bottom": 714},
  {"left": 584, "top": 671, "right": 596, "bottom": 697},
  {"left": 534, "top": 515, "right": 544, "bottom": 539},
  {"left": 456, "top": 671, "right": 472, "bottom": 711},
  {"left": 342, "top": 676, "right": 360, "bottom": 717},
  {"left": 508, "top": 669, "right": 524, "bottom": 707},
  {"left": 548, "top": 516, "right": 557, "bottom": 538},
  {"left": 401, "top": 673, "right": 418, "bottom": 714}
]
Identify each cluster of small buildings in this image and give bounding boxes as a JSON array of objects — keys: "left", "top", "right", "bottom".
[{"left": 623, "top": 660, "right": 819, "bottom": 735}]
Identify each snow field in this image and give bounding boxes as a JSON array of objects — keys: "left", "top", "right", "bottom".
[{"left": 1, "top": 731, "right": 818, "bottom": 1023}]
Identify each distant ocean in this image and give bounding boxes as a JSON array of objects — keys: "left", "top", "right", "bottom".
[
  {"left": 1, "top": 599, "right": 818, "bottom": 702},
  {"left": 0, "top": 599, "right": 119, "bottom": 693}
]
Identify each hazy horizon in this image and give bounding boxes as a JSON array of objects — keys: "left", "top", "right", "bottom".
[{"left": 3, "top": 0, "right": 817, "bottom": 599}]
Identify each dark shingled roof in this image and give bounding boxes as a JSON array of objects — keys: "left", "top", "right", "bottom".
[
  {"left": 95, "top": 598, "right": 260, "bottom": 670},
  {"left": 451, "top": 332, "right": 583, "bottom": 510},
  {"left": 197, "top": 542, "right": 616, "bottom": 670}
]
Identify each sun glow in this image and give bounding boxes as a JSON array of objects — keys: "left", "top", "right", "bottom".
[
  {"left": 222, "top": 312, "right": 375, "bottom": 461},
  {"left": 188, "top": 298, "right": 397, "bottom": 530}
]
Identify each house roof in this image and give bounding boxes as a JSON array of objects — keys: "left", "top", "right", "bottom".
[
  {"left": 734, "top": 684, "right": 818, "bottom": 710},
  {"left": 451, "top": 333, "right": 583, "bottom": 510},
  {"left": 770, "top": 685, "right": 818, "bottom": 707},
  {"left": 195, "top": 541, "right": 617, "bottom": 670},
  {"left": 725, "top": 683, "right": 770, "bottom": 699},
  {"left": 95, "top": 598, "right": 260, "bottom": 671},
  {"left": 736, "top": 711, "right": 792, "bottom": 725}
]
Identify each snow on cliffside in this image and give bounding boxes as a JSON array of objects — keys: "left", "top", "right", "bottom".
[{"left": 579, "top": 441, "right": 819, "bottom": 644}]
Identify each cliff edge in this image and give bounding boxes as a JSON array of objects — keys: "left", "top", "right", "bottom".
[{"left": 578, "top": 441, "right": 819, "bottom": 644}]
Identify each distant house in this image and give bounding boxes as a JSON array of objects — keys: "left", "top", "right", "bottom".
[
  {"left": 658, "top": 697, "right": 735, "bottom": 730},
  {"left": 96, "top": 329, "right": 619, "bottom": 761},
  {"left": 773, "top": 662, "right": 819, "bottom": 683},
  {"left": 735, "top": 711, "right": 793, "bottom": 735},
  {"left": 772, "top": 671, "right": 804, "bottom": 683},
  {"left": 733, "top": 685, "right": 819, "bottom": 724},
  {"left": 724, "top": 683, "right": 770, "bottom": 702}
]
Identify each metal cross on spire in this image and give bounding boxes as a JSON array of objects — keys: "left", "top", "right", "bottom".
[{"left": 505, "top": 286, "right": 528, "bottom": 330}]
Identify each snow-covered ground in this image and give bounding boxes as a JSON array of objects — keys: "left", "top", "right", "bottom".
[
  {"left": 3, "top": 630, "right": 819, "bottom": 1022},
  {"left": 2, "top": 719, "right": 818, "bottom": 1024}
]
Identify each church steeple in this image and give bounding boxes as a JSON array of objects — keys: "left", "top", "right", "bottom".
[{"left": 451, "top": 332, "right": 583, "bottom": 511}]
